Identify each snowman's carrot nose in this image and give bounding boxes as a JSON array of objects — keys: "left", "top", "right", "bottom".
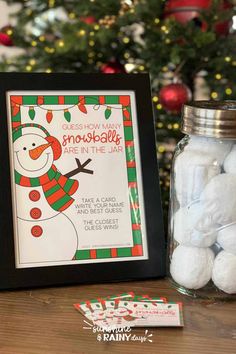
[{"left": 29, "top": 142, "right": 52, "bottom": 160}]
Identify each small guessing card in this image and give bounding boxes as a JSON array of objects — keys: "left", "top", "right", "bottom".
[
  {"left": 75, "top": 298, "right": 183, "bottom": 328},
  {"left": 75, "top": 299, "right": 126, "bottom": 328},
  {"left": 117, "top": 301, "right": 184, "bottom": 327}
]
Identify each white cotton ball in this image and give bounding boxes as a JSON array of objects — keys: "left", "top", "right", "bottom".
[
  {"left": 217, "top": 224, "right": 236, "bottom": 255},
  {"left": 212, "top": 251, "right": 236, "bottom": 294},
  {"left": 174, "top": 150, "right": 220, "bottom": 206},
  {"left": 224, "top": 145, "right": 236, "bottom": 173},
  {"left": 170, "top": 245, "right": 215, "bottom": 289},
  {"left": 174, "top": 204, "right": 218, "bottom": 247},
  {"left": 200, "top": 173, "right": 236, "bottom": 225},
  {"left": 186, "top": 136, "right": 233, "bottom": 164}
]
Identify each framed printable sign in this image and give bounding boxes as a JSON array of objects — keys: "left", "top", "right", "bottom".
[{"left": 0, "top": 73, "right": 165, "bottom": 289}]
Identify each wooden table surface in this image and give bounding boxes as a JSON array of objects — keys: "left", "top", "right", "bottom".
[{"left": 0, "top": 278, "right": 235, "bottom": 354}]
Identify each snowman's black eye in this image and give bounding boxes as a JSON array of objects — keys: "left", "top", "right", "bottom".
[
  {"left": 23, "top": 147, "right": 27, "bottom": 151},
  {"left": 32, "top": 143, "right": 36, "bottom": 147}
]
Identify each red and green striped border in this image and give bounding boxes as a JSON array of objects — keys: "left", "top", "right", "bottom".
[{"left": 10, "top": 94, "right": 143, "bottom": 260}]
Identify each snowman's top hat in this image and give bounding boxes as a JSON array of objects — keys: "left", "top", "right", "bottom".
[{"left": 12, "top": 123, "right": 50, "bottom": 142}]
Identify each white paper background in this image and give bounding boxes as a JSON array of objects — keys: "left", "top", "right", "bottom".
[{"left": 7, "top": 91, "right": 148, "bottom": 268}]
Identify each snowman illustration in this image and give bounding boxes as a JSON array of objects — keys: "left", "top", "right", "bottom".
[{"left": 12, "top": 123, "right": 93, "bottom": 265}]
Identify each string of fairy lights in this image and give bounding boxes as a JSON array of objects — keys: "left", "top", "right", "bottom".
[
  {"left": 11, "top": 96, "right": 131, "bottom": 123},
  {"left": 4, "top": 0, "right": 142, "bottom": 74},
  {"left": 3, "top": 0, "right": 236, "bottom": 204},
  {"left": 4, "top": 1, "right": 235, "bottom": 101}
]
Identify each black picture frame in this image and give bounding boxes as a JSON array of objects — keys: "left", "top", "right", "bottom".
[{"left": 0, "top": 72, "right": 165, "bottom": 290}]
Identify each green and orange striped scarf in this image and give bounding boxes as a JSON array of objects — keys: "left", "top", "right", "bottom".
[{"left": 15, "top": 165, "right": 79, "bottom": 212}]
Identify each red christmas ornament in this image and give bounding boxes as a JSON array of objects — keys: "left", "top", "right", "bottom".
[
  {"left": 101, "top": 62, "right": 125, "bottom": 74},
  {"left": 214, "top": 1, "right": 232, "bottom": 36},
  {"left": 164, "top": 0, "right": 210, "bottom": 26},
  {"left": 80, "top": 16, "right": 96, "bottom": 24},
  {"left": 0, "top": 32, "right": 13, "bottom": 46},
  {"left": 159, "top": 83, "right": 192, "bottom": 113},
  {"left": 164, "top": 0, "right": 231, "bottom": 34}
]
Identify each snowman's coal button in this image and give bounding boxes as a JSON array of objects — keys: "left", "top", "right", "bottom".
[
  {"left": 31, "top": 225, "right": 43, "bottom": 237},
  {"left": 29, "top": 190, "right": 40, "bottom": 202},
  {"left": 30, "top": 208, "right": 42, "bottom": 219}
]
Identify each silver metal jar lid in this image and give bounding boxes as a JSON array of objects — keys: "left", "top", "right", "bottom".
[{"left": 181, "top": 101, "right": 236, "bottom": 139}]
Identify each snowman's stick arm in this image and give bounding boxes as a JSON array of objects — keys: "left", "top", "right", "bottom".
[
  {"left": 76, "top": 158, "right": 94, "bottom": 174},
  {"left": 64, "top": 158, "right": 93, "bottom": 178}
]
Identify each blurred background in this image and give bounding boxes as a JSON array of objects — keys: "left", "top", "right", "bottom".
[{"left": 1, "top": 0, "right": 236, "bottom": 221}]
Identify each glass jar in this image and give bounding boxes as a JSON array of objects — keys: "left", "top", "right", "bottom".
[{"left": 169, "top": 101, "right": 236, "bottom": 299}]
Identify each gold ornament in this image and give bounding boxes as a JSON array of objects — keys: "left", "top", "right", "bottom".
[
  {"left": 225, "top": 88, "right": 232, "bottom": 95},
  {"left": 211, "top": 92, "right": 218, "bottom": 99},
  {"left": 98, "top": 15, "right": 116, "bottom": 28},
  {"left": 119, "top": 0, "right": 138, "bottom": 16}
]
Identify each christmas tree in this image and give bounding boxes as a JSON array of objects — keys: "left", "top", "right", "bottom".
[{"left": 1, "top": 0, "right": 235, "bottom": 222}]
